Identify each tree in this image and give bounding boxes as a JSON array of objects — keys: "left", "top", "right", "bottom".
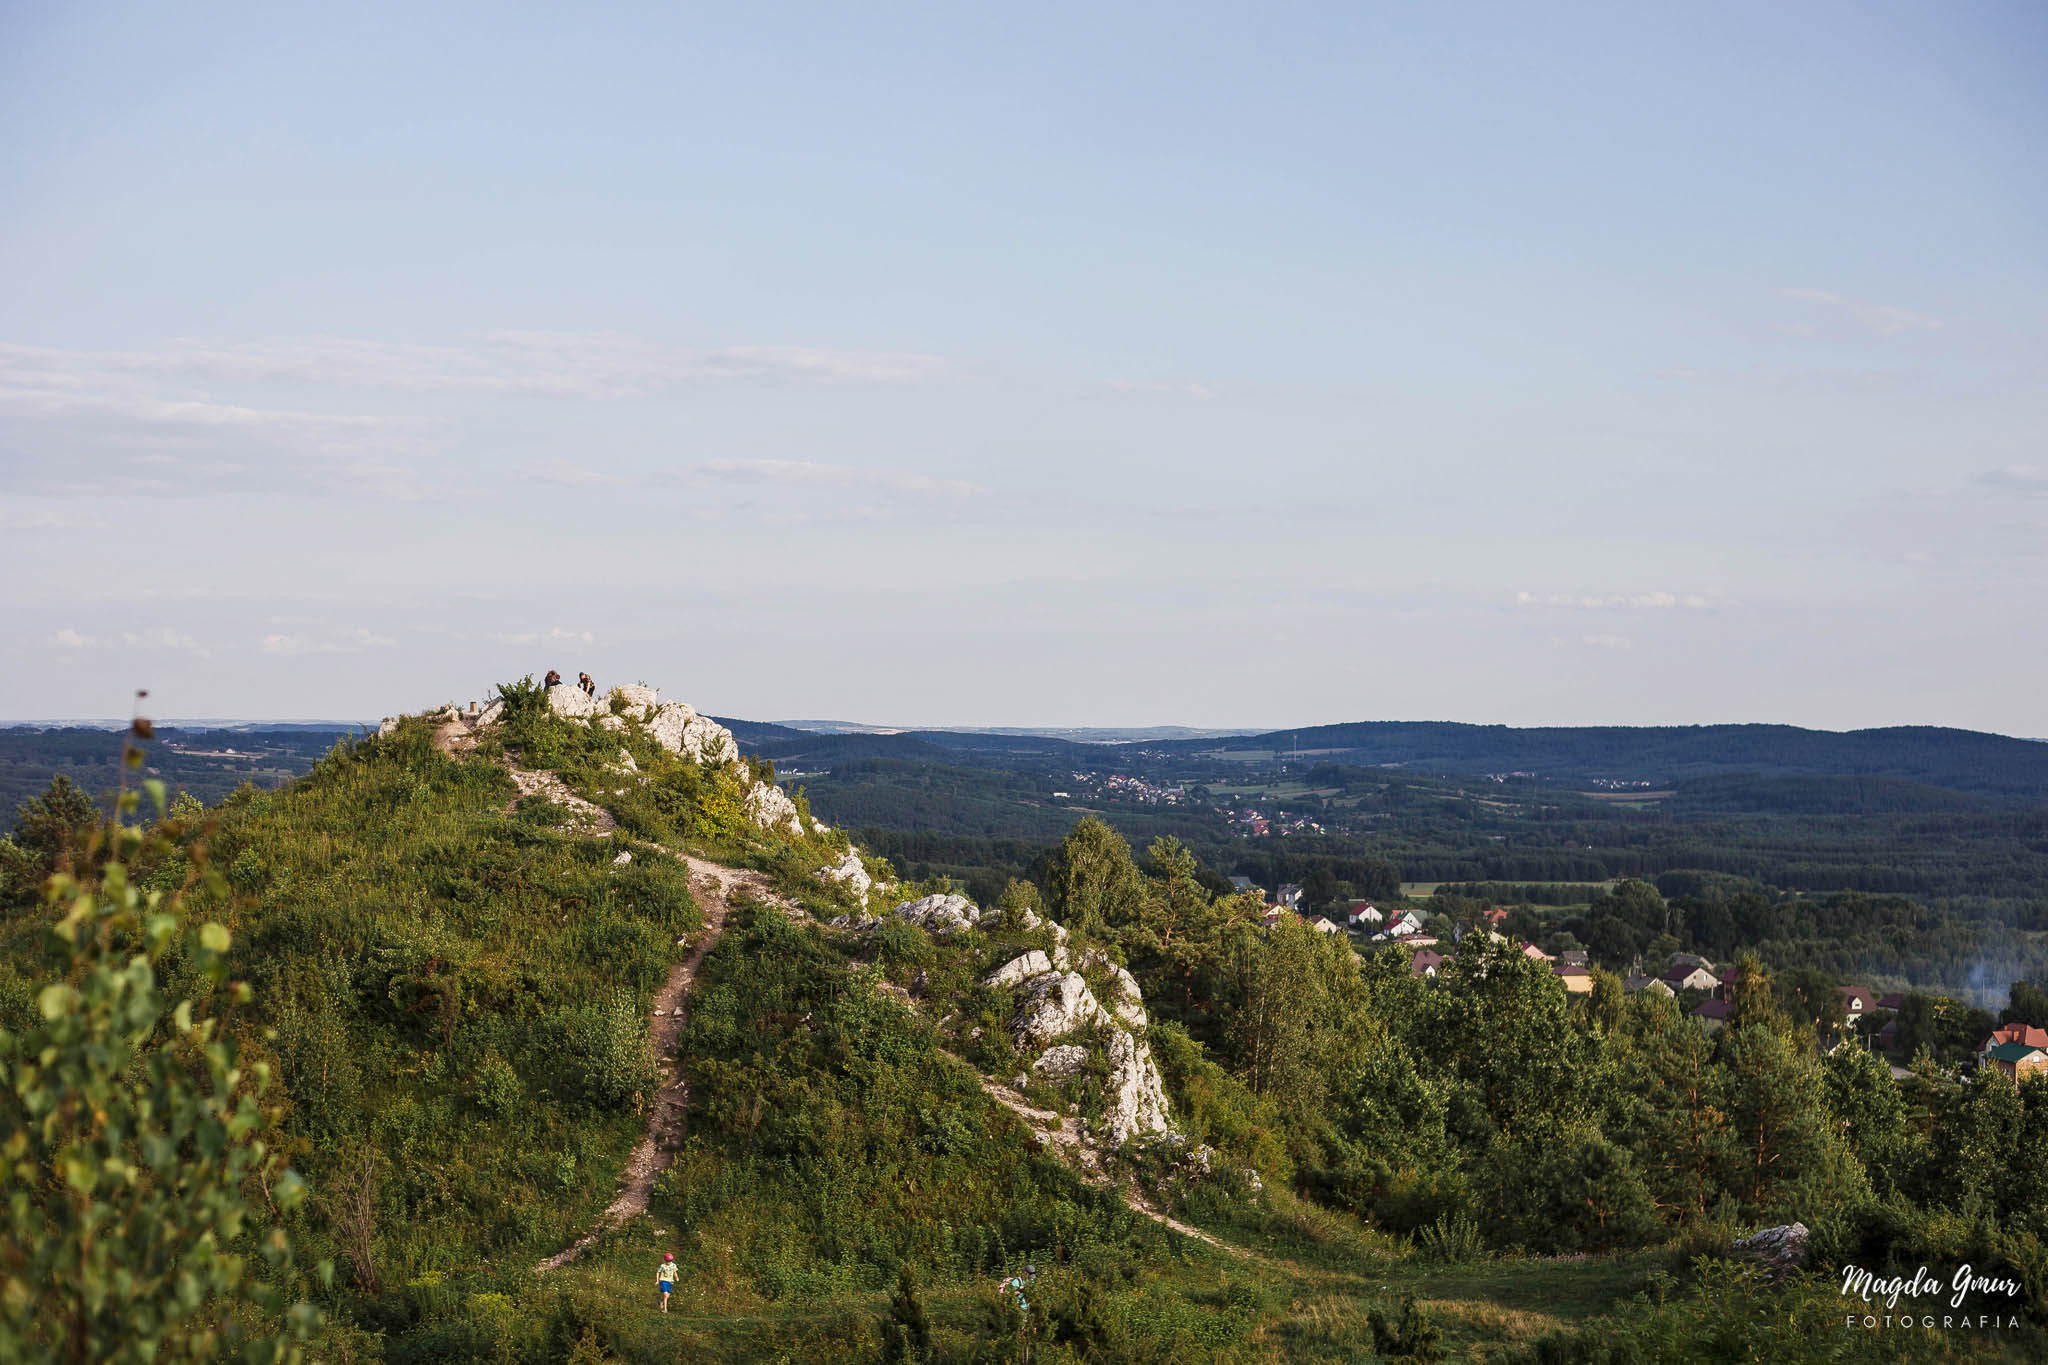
[
  {"left": 1432, "top": 938, "right": 1588, "bottom": 1138},
  {"left": 1719, "top": 1025, "right": 1868, "bottom": 1221},
  {"left": 0, "top": 775, "right": 101, "bottom": 909},
  {"left": 1043, "top": 816, "right": 1147, "bottom": 944},
  {"left": 1818, "top": 1043, "right": 1916, "bottom": 1198},
  {"left": 1777, "top": 966, "right": 1846, "bottom": 1038},
  {"left": 880, "top": 1263, "right": 931, "bottom": 1363},
  {"left": 0, "top": 780, "right": 320, "bottom": 1361},
  {"left": 1619, "top": 996, "right": 1730, "bottom": 1223},
  {"left": 2004, "top": 980, "right": 2048, "bottom": 1030},
  {"left": 1226, "top": 919, "right": 1327, "bottom": 1112}
]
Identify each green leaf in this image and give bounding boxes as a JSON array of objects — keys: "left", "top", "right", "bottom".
[
  {"left": 199, "top": 923, "right": 231, "bottom": 954},
  {"left": 36, "top": 984, "right": 76, "bottom": 1021}
]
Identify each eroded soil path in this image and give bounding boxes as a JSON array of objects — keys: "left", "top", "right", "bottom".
[{"left": 535, "top": 854, "right": 799, "bottom": 1272}]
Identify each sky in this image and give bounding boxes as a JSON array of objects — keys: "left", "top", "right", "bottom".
[{"left": 2, "top": 2, "right": 2044, "bottom": 732}]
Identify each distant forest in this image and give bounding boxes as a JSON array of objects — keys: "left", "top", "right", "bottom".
[{"left": 0, "top": 726, "right": 351, "bottom": 827}]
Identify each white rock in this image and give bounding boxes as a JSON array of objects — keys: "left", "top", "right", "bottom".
[
  {"left": 890, "top": 893, "right": 986, "bottom": 936},
  {"left": 547, "top": 684, "right": 596, "bottom": 720},
  {"left": 1103, "top": 965, "right": 1147, "bottom": 1029},
  {"left": 613, "top": 850, "right": 633, "bottom": 866},
  {"left": 1033, "top": 1044, "right": 1090, "bottom": 1081},
  {"left": 476, "top": 699, "right": 504, "bottom": 727},
  {"left": 1012, "top": 972, "right": 1107, "bottom": 1049},
  {"left": 811, "top": 817, "right": 830, "bottom": 835},
  {"left": 614, "top": 747, "right": 639, "bottom": 775},
  {"left": 829, "top": 911, "right": 882, "bottom": 931},
  {"left": 378, "top": 717, "right": 400, "bottom": 737},
  {"left": 818, "top": 847, "right": 873, "bottom": 903},
  {"left": 745, "top": 780, "right": 806, "bottom": 837},
  {"left": 609, "top": 683, "right": 659, "bottom": 719},
  {"left": 983, "top": 951, "right": 1056, "bottom": 990},
  {"left": 596, "top": 714, "right": 627, "bottom": 733},
  {"left": 1102, "top": 1029, "right": 1173, "bottom": 1145},
  {"left": 647, "top": 700, "right": 737, "bottom": 765}
]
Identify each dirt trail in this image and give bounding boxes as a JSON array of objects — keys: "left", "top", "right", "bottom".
[
  {"left": 421, "top": 724, "right": 795, "bottom": 1272},
  {"left": 534, "top": 854, "right": 800, "bottom": 1272}
]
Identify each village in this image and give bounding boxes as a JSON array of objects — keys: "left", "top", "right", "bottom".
[{"left": 1230, "top": 878, "right": 2048, "bottom": 1087}]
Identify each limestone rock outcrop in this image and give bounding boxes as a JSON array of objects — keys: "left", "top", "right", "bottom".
[
  {"left": 1012, "top": 972, "right": 1109, "bottom": 1049},
  {"left": 1102, "top": 1029, "right": 1173, "bottom": 1145},
  {"left": 647, "top": 700, "right": 737, "bottom": 765},
  {"left": 892, "top": 893, "right": 987, "bottom": 937},
  {"left": 983, "top": 950, "right": 1057, "bottom": 990},
  {"left": 1732, "top": 1223, "right": 1809, "bottom": 1281},
  {"left": 547, "top": 684, "right": 597, "bottom": 720},
  {"left": 744, "top": 780, "right": 805, "bottom": 837},
  {"left": 1033, "top": 1044, "right": 1090, "bottom": 1080},
  {"left": 818, "top": 847, "right": 874, "bottom": 904}
]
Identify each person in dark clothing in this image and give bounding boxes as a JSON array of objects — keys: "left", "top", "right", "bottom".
[
  {"left": 578, "top": 671, "right": 596, "bottom": 697},
  {"left": 544, "top": 670, "right": 562, "bottom": 689}
]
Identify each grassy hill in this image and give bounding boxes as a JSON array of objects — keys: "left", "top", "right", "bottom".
[{"left": 4, "top": 687, "right": 2045, "bottom": 1362}]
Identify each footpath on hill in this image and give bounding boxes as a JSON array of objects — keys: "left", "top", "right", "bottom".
[
  {"left": 425, "top": 717, "right": 792, "bottom": 1272},
  {"left": 432, "top": 709, "right": 1278, "bottom": 1276},
  {"left": 535, "top": 853, "right": 794, "bottom": 1272}
]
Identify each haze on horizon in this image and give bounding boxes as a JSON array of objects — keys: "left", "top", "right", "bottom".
[{"left": 3, "top": 3, "right": 2044, "bottom": 734}]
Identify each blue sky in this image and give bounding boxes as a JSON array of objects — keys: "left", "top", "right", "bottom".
[{"left": 2, "top": 2, "right": 2043, "bottom": 730}]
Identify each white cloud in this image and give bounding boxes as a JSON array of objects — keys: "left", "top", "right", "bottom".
[
  {"left": 1781, "top": 288, "right": 1943, "bottom": 337},
  {"left": 1580, "top": 633, "right": 1632, "bottom": 650},
  {"left": 262, "top": 627, "right": 394, "bottom": 656},
  {"left": 495, "top": 627, "right": 596, "bottom": 646},
  {"left": 515, "top": 459, "right": 628, "bottom": 487},
  {"left": 53, "top": 626, "right": 208, "bottom": 655},
  {"left": 1092, "top": 379, "right": 1217, "bottom": 401},
  {"left": 0, "top": 333, "right": 948, "bottom": 403},
  {"left": 1980, "top": 464, "right": 2047, "bottom": 493},
  {"left": 1515, "top": 590, "right": 1711, "bottom": 610},
  {"left": 0, "top": 509, "right": 109, "bottom": 531},
  {"left": 693, "top": 458, "right": 982, "bottom": 501}
]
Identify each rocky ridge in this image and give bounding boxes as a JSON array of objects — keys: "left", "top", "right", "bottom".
[
  {"left": 386, "top": 680, "right": 883, "bottom": 906},
  {"left": 839, "top": 891, "right": 1176, "bottom": 1148}
]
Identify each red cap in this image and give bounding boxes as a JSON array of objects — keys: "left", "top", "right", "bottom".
[{"left": 664, "top": 1252, "right": 675, "bottom": 1261}]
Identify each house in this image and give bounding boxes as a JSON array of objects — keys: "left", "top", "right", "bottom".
[
  {"left": 1347, "top": 901, "right": 1383, "bottom": 927},
  {"left": 1554, "top": 964, "right": 1594, "bottom": 995},
  {"left": 1623, "top": 972, "right": 1675, "bottom": 998},
  {"left": 1691, "top": 999, "right": 1731, "bottom": 1033},
  {"left": 1521, "top": 943, "right": 1554, "bottom": 963},
  {"left": 1480, "top": 907, "right": 1509, "bottom": 928},
  {"left": 1312, "top": 917, "right": 1345, "bottom": 936},
  {"left": 1274, "top": 883, "right": 1304, "bottom": 909},
  {"left": 1259, "top": 907, "right": 1283, "bottom": 929},
  {"left": 1559, "top": 950, "right": 1589, "bottom": 968},
  {"left": 1410, "top": 950, "right": 1445, "bottom": 979},
  {"left": 1876, "top": 992, "right": 1905, "bottom": 1012},
  {"left": 1668, "top": 952, "right": 1717, "bottom": 973},
  {"left": 1839, "top": 986, "right": 1874, "bottom": 1021},
  {"left": 1382, "top": 911, "right": 1423, "bottom": 938},
  {"left": 1662, "top": 965, "right": 1719, "bottom": 994},
  {"left": 1403, "top": 935, "right": 1441, "bottom": 950},
  {"left": 1229, "top": 876, "right": 1259, "bottom": 896},
  {"left": 1977, "top": 1024, "right": 2048, "bottom": 1065},
  {"left": 1984, "top": 1042, "right": 2048, "bottom": 1083}
]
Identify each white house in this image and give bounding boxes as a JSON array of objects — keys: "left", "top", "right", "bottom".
[
  {"left": 1312, "top": 917, "right": 1345, "bottom": 935},
  {"left": 1346, "top": 902, "right": 1382, "bottom": 928}
]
